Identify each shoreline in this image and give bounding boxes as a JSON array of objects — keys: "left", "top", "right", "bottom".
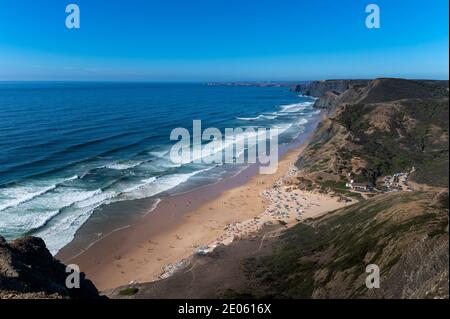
[{"left": 58, "top": 113, "right": 353, "bottom": 291}]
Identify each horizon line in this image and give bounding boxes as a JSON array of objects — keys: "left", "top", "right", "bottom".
[{"left": 0, "top": 77, "right": 448, "bottom": 84}]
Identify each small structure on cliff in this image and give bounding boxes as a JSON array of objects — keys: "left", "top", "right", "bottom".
[{"left": 345, "top": 180, "right": 372, "bottom": 192}]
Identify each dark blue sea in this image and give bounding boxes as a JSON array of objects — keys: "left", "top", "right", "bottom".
[{"left": 0, "top": 82, "right": 318, "bottom": 253}]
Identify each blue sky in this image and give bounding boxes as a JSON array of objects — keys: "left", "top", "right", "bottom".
[{"left": 0, "top": 0, "right": 448, "bottom": 81}]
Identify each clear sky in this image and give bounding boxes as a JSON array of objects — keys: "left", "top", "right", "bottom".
[{"left": 0, "top": 0, "right": 448, "bottom": 81}]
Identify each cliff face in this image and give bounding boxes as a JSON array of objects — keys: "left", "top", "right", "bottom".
[
  {"left": 0, "top": 236, "right": 103, "bottom": 299},
  {"left": 295, "top": 78, "right": 449, "bottom": 116},
  {"left": 293, "top": 80, "right": 370, "bottom": 97}
]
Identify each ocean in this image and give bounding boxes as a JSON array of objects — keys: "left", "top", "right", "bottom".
[{"left": 0, "top": 82, "right": 318, "bottom": 254}]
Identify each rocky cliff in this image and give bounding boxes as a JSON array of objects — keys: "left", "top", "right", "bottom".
[
  {"left": 293, "top": 79, "right": 370, "bottom": 97},
  {"left": 295, "top": 78, "right": 449, "bottom": 116},
  {"left": 0, "top": 236, "right": 103, "bottom": 299}
]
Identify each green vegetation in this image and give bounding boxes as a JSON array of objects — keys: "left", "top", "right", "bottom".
[
  {"left": 219, "top": 289, "right": 257, "bottom": 299},
  {"left": 118, "top": 287, "right": 139, "bottom": 296},
  {"left": 315, "top": 179, "right": 364, "bottom": 200},
  {"left": 336, "top": 98, "right": 449, "bottom": 187}
]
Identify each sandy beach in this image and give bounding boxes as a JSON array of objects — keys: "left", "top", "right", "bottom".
[{"left": 57, "top": 127, "right": 354, "bottom": 291}]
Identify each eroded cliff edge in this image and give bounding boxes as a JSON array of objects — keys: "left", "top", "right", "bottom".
[{"left": 0, "top": 235, "right": 103, "bottom": 299}]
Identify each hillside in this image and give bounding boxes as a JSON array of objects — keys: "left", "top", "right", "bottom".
[
  {"left": 296, "top": 78, "right": 449, "bottom": 189},
  {"left": 244, "top": 190, "right": 448, "bottom": 299}
]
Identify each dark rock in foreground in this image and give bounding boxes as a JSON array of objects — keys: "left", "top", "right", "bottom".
[{"left": 0, "top": 235, "right": 103, "bottom": 299}]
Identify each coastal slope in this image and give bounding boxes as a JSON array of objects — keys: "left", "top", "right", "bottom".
[
  {"left": 296, "top": 78, "right": 449, "bottom": 189},
  {"left": 241, "top": 190, "right": 449, "bottom": 299}
]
